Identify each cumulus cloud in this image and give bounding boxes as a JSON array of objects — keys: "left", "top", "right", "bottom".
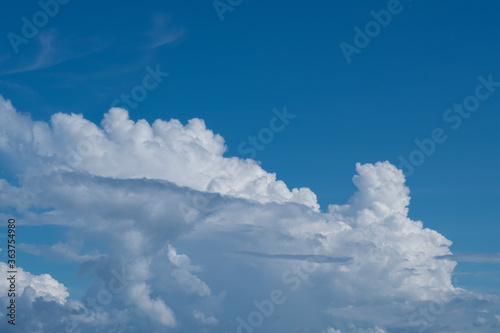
[
  {"left": 0, "top": 96, "right": 318, "bottom": 210},
  {"left": 0, "top": 95, "right": 499, "bottom": 332},
  {"left": 0, "top": 262, "right": 69, "bottom": 305},
  {"left": 168, "top": 245, "right": 211, "bottom": 297}
]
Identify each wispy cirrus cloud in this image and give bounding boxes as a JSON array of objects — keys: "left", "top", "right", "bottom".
[
  {"left": 234, "top": 251, "right": 353, "bottom": 263},
  {"left": 19, "top": 242, "right": 107, "bottom": 263},
  {"left": 0, "top": 29, "right": 105, "bottom": 76},
  {"left": 146, "top": 13, "right": 185, "bottom": 49}
]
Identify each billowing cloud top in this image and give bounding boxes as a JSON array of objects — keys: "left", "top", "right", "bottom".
[
  {"left": 0, "top": 262, "right": 69, "bottom": 305},
  {"left": 0, "top": 96, "right": 498, "bottom": 332},
  {"left": 0, "top": 97, "right": 318, "bottom": 210}
]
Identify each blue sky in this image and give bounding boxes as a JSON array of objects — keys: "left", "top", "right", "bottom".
[{"left": 1, "top": 0, "right": 500, "bottom": 332}]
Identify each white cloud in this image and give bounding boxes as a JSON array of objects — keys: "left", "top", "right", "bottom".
[
  {"left": 0, "top": 96, "right": 499, "bottom": 332},
  {"left": 127, "top": 282, "right": 176, "bottom": 327},
  {"left": 324, "top": 327, "right": 342, "bottom": 333},
  {"left": 0, "top": 96, "right": 318, "bottom": 210},
  {"left": 193, "top": 309, "right": 218, "bottom": 326},
  {"left": 0, "top": 262, "right": 69, "bottom": 305},
  {"left": 168, "top": 245, "right": 211, "bottom": 296},
  {"left": 20, "top": 242, "right": 105, "bottom": 263}
]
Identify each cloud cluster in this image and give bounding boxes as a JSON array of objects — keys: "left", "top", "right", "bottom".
[
  {"left": 0, "top": 96, "right": 499, "bottom": 332},
  {"left": 0, "top": 96, "right": 318, "bottom": 210},
  {"left": 0, "top": 262, "right": 69, "bottom": 305}
]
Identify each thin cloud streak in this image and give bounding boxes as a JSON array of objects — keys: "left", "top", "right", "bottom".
[
  {"left": 0, "top": 30, "right": 105, "bottom": 76},
  {"left": 435, "top": 252, "right": 500, "bottom": 264},
  {"left": 234, "top": 251, "right": 353, "bottom": 263}
]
